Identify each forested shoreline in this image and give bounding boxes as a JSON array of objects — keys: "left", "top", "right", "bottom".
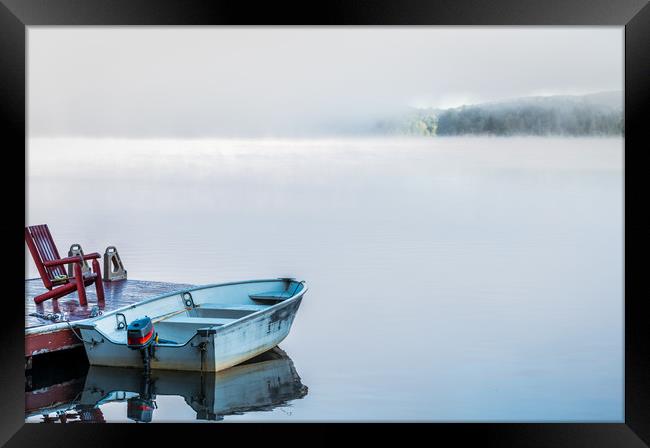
[{"left": 374, "top": 92, "right": 623, "bottom": 137}]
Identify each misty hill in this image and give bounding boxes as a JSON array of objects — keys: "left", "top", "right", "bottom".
[{"left": 376, "top": 91, "right": 623, "bottom": 136}]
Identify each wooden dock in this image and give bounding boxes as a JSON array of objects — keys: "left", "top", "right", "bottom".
[{"left": 25, "top": 279, "right": 194, "bottom": 363}]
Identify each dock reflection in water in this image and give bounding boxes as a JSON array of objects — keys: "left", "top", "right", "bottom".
[{"left": 26, "top": 347, "right": 308, "bottom": 423}]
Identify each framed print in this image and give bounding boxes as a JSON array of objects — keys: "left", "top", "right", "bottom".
[{"left": 1, "top": 0, "right": 648, "bottom": 445}]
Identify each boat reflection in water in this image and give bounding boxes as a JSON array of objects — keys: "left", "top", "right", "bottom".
[{"left": 26, "top": 347, "right": 307, "bottom": 423}]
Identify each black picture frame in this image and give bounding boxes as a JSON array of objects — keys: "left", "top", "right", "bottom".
[{"left": 1, "top": 0, "right": 648, "bottom": 445}]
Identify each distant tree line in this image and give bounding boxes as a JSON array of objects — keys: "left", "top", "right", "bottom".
[
  {"left": 435, "top": 104, "right": 623, "bottom": 136},
  {"left": 374, "top": 94, "right": 624, "bottom": 137}
]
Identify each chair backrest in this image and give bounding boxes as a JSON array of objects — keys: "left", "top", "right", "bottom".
[{"left": 25, "top": 224, "right": 67, "bottom": 289}]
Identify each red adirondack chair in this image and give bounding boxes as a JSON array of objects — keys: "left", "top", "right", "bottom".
[{"left": 25, "top": 224, "right": 105, "bottom": 306}]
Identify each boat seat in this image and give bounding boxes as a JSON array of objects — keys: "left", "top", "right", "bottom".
[
  {"left": 248, "top": 291, "right": 293, "bottom": 302},
  {"left": 154, "top": 317, "right": 235, "bottom": 344},
  {"left": 192, "top": 303, "right": 268, "bottom": 319},
  {"left": 164, "top": 316, "right": 236, "bottom": 325},
  {"left": 199, "top": 303, "right": 268, "bottom": 311}
]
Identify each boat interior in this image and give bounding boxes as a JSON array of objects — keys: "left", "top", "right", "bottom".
[{"left": 154, "top": 303, "right": 271, "bottom": 344}]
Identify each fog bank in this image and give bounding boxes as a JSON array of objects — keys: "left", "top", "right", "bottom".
[{"left": 29, "top": 27, "right": 623, "bottom": 138}]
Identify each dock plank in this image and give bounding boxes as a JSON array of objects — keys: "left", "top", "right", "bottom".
[{"left": 25, "top": 279, "right": 195, "bottom": 329}]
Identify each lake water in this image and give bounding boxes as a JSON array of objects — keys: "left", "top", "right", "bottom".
[{"left": 26, "top": 136, "right": 623, "bottom": 422}]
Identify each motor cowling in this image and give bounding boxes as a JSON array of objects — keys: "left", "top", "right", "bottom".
[
  {"left": 127, "top": 397, "right": 155, "bottom": 423},
  {"left": 127, "top": 317, "right": 155, "bottom": 350}
]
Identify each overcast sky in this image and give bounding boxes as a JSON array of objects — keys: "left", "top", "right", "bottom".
[{"left": 28, "top": 27, "right": 623, "bottom": 138}]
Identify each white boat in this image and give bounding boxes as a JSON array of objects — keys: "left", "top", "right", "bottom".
[{"left": 76, "top": 278, "right": 307, "bottom": 372}]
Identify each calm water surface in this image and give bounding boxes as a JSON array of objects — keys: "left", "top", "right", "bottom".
[{"left": 26, "top": 137, "right": 623, "bottom": 422}]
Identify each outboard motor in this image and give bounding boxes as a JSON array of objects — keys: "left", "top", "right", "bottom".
[{"left": 127, "top": 317, "right": 155, "bottom": 373}]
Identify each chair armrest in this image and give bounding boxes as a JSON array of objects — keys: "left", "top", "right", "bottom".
[
  {"left": 81, "top": 252, "right": 101, "bottom": 260},
  {"left": 43, "top": 253, "right": 101, "bottom": 267}
]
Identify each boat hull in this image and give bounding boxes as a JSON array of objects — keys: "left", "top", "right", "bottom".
[{"left": 78, "top": 280, "right": 304, "bottom": 372}]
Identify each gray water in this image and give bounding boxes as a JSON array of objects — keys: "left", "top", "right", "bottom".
[{"left": 26, "top": 136, "right": 623, "bottom": 422}]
